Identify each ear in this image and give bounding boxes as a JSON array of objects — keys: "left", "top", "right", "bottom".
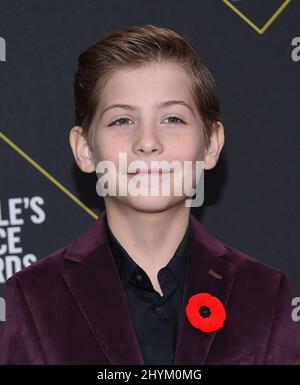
[
  {"left": 69, "top": 126, "right": 96, "bottom": 173},
  {"left": 203, "top": 121, "right": 225, "bottom": 170}
]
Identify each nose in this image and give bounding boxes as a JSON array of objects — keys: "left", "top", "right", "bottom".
[{"left": 133, "top": 124, "right": 163, "bottom": 156}]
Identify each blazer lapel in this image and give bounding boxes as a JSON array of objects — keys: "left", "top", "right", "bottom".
[
  {"left": 62, "top": 210, "right": 236, "bottom": 365},
  {"left": 62, "top": 210, "right": 145, "bottom": 364},
  {"left": 173, "top": 214, "right": 237, "bottom": 364}
]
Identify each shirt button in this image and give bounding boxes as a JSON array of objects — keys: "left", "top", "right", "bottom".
[
  {"left": 155, "top": 305, "right": 164, "bottom": 314},
  {"left": 135, "top": 274, "right": 143, "bottom": 282}
]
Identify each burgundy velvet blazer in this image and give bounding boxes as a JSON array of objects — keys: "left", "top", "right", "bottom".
[{"left": 0, "top": 210, "right": 299, "bottom": 365}]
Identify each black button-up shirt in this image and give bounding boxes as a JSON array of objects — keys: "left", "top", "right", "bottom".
[{"left": 104, "top": 213, "right": 190, "bottom": 365}]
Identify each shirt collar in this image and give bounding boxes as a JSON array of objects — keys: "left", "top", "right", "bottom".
[{"left": 104, "top": 212, "right": 190, "bottom": 290}]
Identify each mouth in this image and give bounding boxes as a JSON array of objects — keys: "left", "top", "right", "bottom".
[{"left": 127, "top": 168, "right": 174, "bottom": 175}]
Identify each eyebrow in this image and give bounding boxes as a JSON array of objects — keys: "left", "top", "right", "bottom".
[{"left": 99, "top": 100, "right": 195, "bottom": 119}]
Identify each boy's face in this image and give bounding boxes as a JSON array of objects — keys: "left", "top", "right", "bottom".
[{"left": 70, "top": 62, "right": 224, "bottom": 212}]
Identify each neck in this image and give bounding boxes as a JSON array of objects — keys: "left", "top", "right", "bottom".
[{"left": 104, "top": 198, "right": 191, "bottom": 276}]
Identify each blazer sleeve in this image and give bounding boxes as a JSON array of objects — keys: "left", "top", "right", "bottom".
[
  {"left": 264, "top": 272, "right": 300, "bottom": 364},
  {"left": 0, "top": 276, "right": 47, "bottom": 365}
]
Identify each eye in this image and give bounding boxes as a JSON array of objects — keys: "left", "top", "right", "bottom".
[
  {"left": 109, "top": 117, "right": 133, "bottom": 127},
  {"left": 163, "top": 116, "right": 185, "bottom": 125}
]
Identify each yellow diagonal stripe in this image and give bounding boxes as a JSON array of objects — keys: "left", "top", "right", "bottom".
[
  {"left": 222, "top": 0, "right": 291, "bottom": 34},
  {"left": 0, "top": 131, "right": 98, "bottom": 220},
  {"left": 260, "top": 0, "right": 291, "bottom": 34},
  {"left": 223, "top": 0, "right": 261, "bottom": 33}
]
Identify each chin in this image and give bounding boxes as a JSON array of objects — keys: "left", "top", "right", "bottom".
[{"left": 123, "top": 195, "right": 186, "bottom": 213}]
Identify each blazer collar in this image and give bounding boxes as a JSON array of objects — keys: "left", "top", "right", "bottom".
[{"left": 62, "top": 210, "right": 236, "bottom": 365}]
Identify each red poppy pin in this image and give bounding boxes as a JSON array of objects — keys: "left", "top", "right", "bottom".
[{"left": 185, "top": 292, "right": 226, "bottom": 332}]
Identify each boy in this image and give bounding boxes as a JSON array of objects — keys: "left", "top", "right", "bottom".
[{"left": 0, "top": 24, "right": 299, "bottom": 365}]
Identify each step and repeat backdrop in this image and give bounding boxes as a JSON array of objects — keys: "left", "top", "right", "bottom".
[{"left": 0, "top": 0, "right": 299, "bottom": 337}]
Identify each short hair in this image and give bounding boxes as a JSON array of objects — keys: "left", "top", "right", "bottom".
[{"left": 74, "top": 23, "right": 221, "bottom": 153}]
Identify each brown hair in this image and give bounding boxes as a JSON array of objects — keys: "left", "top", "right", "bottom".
[{"left": 74, "top": 23, "right": 221, "bottom": 153}]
